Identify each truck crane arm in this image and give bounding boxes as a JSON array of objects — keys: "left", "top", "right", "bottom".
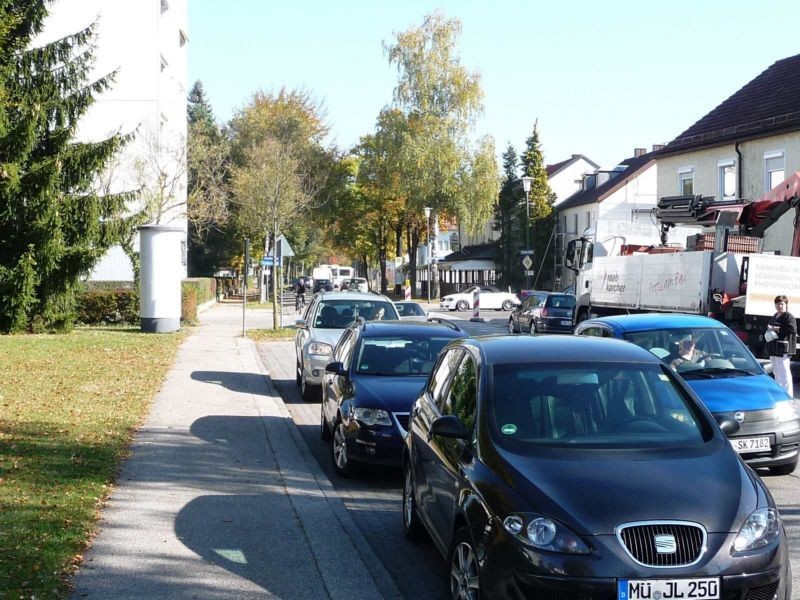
[{"left": 740, "top": 171, "right": 800, "bottom": 242}]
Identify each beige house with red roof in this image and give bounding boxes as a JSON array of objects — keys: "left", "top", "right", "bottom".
[{"left": 655, "top": 53, "right": 800, "bottom": 255}]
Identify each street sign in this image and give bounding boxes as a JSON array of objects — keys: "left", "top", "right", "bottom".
[
  {"left": 521, "top": 255, "right": 533, "bottom": 270},
  {"left": 519, "top": 250, "right": 535, "bottom": 256},
  {"left": 261, "top": 257, "right": 276, "bottom": 267},
  {"left": 524, "top": 269, "right": 536, "bottom": 276}
]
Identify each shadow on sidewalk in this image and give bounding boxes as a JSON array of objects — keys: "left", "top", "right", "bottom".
[
  {"left": 174, "top": 493, "right": 321, "bottom": 598},
  {"left": 190, "top": 371, "right": 267, "bottom": 395}
]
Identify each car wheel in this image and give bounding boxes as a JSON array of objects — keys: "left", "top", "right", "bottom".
[
  {"left": 320, "top": 404, "right": 331, "bottom": 441},
  {"left": 456, "top": 300, "right": 469, "bottom": 312},
  {"left": 402, "top": 460, "right": 424, "bottom": 540},
  {"left": 769, "top": 461, "right": 797, "bottom": 476},
  {"left": 332, "top": 419, "right": 357, "bottom": 477},
  {"left": 296, "top": 359, "right": 302, "bottom": 386},
  {"left": 502, "top": 300, "right": 513, "bottom": 311},
  {"left": 301, "top": 374, "right": 318, "bottom": 402},
  {"left": 449, "top": 527, "right": 481, "bottom": 600},
  {"left": 507, "top": 318, "right": 515, "bottom": 334}
]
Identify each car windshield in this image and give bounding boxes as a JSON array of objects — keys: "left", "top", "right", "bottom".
[
  {"left": 313, "top": 300, "right": 398, "bottom": 329},
  {"left": 355, "top": 337, "right": 454, "bottom": 376},
  {"left": 490, "top": 362, "right": 710, "bottom": 451},
  {"left": 397, "top": 303, "right": 425, "bottom": 316},
  {"left": 622, "top": 327, "right": 761, "bottom": 377}
]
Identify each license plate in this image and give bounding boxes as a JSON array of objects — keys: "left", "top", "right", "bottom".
[
  {"left": 561, "top": 320, "right": 572, "bottom": 326},
  {"left": 730, "top": 436, "right": 771, "bottom": 454},
  {"left": 618, "top": 577, "right": 719, "bottom": 599}
]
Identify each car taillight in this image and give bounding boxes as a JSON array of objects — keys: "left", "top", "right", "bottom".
[{"left": 541, "top": 308, "right": 549, "bottom": 317}]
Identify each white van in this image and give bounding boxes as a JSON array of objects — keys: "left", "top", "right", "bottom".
[{"left": 320, "top": 264, "right": 353, "bottom": 289}]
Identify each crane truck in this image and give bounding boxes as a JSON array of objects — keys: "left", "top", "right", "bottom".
[{"left": 565, "top": 171, "right": 800, "bottom": 355}]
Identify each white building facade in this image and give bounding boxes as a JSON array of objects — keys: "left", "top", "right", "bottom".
[{"left": 40, "top": 0, "right": 189, "bottom": 281}]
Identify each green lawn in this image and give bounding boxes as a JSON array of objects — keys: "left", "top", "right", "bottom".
[{"left": 0, "top": 328, "right": 186, "bottom": 599}]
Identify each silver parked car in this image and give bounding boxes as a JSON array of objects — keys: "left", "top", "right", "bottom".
[{"left": 294, "top": 291, "right": 399, "bottom": 401}]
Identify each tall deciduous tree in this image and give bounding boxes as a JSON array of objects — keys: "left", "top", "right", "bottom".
[
  {"left": 0, "top": 3, "right": 133, "bottom": 332},
  {"left": 520, "top": 122, "right": 556, "bottom": 289},
  {"left": 385, "top": 12, "right": 498, "bottom": 296},
  {"left": 187, "top": 80, "right": 233, "bottom": 276}
]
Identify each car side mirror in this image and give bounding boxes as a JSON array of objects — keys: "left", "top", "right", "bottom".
[
  {"left": 325, "top": 361, "right": 347, "bottom": 377},
  {"left": 429, "top": 415, "right": 470, "bottom": 440},
  {"left": 715, "top": 414, "right": 741, "bottom": 435},
  {"left": 295, "top": 319, "right": 307, "bottom": 329}
]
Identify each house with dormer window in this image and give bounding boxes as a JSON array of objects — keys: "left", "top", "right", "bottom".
[{"left": 655, "top": 53, "right": 800, "bottom": 255}]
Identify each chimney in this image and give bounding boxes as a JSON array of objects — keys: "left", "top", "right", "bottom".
[
  {"left": 652, "top": 144, "right": 665, "bottom": 152},
  {"left": 633, "top": 147, "right": 647, "bottom": 157}
]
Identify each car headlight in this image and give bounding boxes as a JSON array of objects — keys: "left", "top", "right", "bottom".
[
  {"left": 733, "top": 508, "right": 780, "bottom": 552},
  {"left": 774, "top": 400, "right": 800, "bottom": 423},
  {"left": 352, "top": 407, "right": 392, "bottom": 427},
  {"left": 502, "top": 514, "right": 590, "bottom": 554},
  {"left": 442, "top": 297, "right": 452, "bottom": 302},
  {"left": 308, "top": 341, "right": 333, "bottom": 356}
]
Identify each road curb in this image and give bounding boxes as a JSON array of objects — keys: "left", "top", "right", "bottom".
[{"left": 247, "top": 339, "right": 403, "bottom": 600}]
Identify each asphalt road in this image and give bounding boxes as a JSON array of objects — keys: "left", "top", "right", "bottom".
[{"left": 256, "top": 315, "right": 800, "bottom": 596}]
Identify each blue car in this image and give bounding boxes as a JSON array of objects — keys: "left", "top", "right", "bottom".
[
  {"left": 321, "top": 319, "right": 468, "bottom": 476},
  {"left": 575, "top": 313, "right": 800, "bottom": 475}
]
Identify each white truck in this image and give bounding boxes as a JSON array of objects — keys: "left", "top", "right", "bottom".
[{"left": 566, "top": 204, "right": 800, "bottom": 355}]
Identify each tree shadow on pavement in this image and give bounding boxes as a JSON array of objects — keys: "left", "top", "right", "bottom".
[
  {"left": 190, "top": 371, "right": 267, "bottom": 395},
  {"left": 174, "top": 493, "right": 325, "bottom": 599}
]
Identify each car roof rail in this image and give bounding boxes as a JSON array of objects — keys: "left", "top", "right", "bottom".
[{"left": 426, "top": 316, "right": 463, "bottom": 332}]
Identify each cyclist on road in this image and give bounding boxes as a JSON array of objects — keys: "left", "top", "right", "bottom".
[{"left": 295, "top": 277, "right": 307, "bottom": 311}]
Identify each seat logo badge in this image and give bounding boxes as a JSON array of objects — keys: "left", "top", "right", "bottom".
[
  {"left": 735, "top": 411, "right": 745, "bottom": 423},
  {"left": 654, "top": 534, "right": 677, "bottom": 554}
]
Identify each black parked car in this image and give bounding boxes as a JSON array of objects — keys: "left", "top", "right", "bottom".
[
  {"left": 313, "top": 278, "right": 333, "bottom": 293},
  {"left": 508, "top": 291, "right": 575, "bottom": 334},
  {"left": 322, "top": 319, "right": 468, "bottom": 476},
  {"left": 402, "top": 335, "right": 791, "bottom": 599}
]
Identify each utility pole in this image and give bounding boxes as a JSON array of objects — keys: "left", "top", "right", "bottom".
[{"left": 521, "top": 176, "right": 533, "bottom": 290}]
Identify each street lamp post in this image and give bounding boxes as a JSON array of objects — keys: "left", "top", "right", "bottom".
[
  {"left": 424, "top": 206, "right": 432, "bottom": 305},
  {"left": 521, "top": 176, "right": 533, "bottom": 290}
]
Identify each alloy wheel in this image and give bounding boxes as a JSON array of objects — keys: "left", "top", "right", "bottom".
[
  {"left": 450, "top": 540, "right": 480, "bottom": 600},
  {"left": 333, "top": 422, "right": 349, "bottom": 472}
]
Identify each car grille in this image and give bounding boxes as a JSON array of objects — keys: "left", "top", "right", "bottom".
[
  {"left": 617, "top": 521, "right": 705, "bottom": 567},
  {"left": 393, "top": 412, "right": 410, "bottom": 436}
]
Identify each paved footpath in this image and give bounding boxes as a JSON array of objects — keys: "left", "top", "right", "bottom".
[{"left": 71, "top": 303, "right": 399, "bottom": 600}]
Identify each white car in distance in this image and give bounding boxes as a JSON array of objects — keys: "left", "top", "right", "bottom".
[{"left": 439, "top": 285, "right": 520, "bottom": 312}]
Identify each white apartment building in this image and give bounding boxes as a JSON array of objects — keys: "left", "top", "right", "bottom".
[{"left": 39, "top": 0, "right": 189, "bottom": 281}]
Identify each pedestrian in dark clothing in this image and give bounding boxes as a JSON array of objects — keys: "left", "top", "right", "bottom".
[{"left": 767, "top": 294, "right": 797, "bottom": 396}]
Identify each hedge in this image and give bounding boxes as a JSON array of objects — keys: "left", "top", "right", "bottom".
[
  {"left": 76, "top": 289, "right": 138, "bottom": 325},
  {"left": 181, "top": 278, "right": 216, "bottom": 324}
]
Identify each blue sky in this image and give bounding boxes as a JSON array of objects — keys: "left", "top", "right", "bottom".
[{"left": 189, "top": 0, "right": 799, "bottom": 170}]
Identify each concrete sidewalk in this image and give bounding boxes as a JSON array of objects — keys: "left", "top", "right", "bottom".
[{"left": 71, "top": 303, "right": 399, "bottom": 600}]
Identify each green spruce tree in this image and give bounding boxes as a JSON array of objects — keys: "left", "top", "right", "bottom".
[
  {"left": 519, "top": 122, "right": 556, "bottom": 290},
  {"left": 0, "top": 2, "right": 133, "bottom": 332},
  {"left": 494, "top": 144, "right": 523, "bottom": 288}
]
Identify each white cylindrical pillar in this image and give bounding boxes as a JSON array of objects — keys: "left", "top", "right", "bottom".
[{"left": 139, "top": 224, "right": 184, "bottom": 333}]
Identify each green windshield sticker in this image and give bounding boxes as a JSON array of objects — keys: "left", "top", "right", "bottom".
[{"left": 501, "top": 423, "right": 517, "bottom": 435}]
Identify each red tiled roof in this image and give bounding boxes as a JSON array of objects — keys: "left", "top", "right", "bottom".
[{"left": 662, "top": 53, "right": 800, "bottom": 153}]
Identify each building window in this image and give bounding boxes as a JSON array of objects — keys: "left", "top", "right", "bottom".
[
  {"left": 572, "top": 213, "right": 578, "bottom": 235},
  {"left": 562, "top": 216, "right": 567, "bottom": 234},
  {"left": 160, "top": 0, "right": 169, "bottom": 14},
  {"left": 765, "top": 151, "right": 785, "bottom": 191},
  {"left": 678, "top": 167, "right": 694, "bottom": 196},
  {"left": 586, "top": 211, "right": 592, "bottom": 229},
  {"left": 718, "top": 160, "right": 736, "bottom": 199}
]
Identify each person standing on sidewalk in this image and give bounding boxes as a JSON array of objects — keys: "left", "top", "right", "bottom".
[{"left": 767, "top": 294, "right": 797, "bottom": 396}]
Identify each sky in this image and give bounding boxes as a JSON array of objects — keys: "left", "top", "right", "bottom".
[{"left": 189, "top": 0, "right": 800, "bottom": 170}]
